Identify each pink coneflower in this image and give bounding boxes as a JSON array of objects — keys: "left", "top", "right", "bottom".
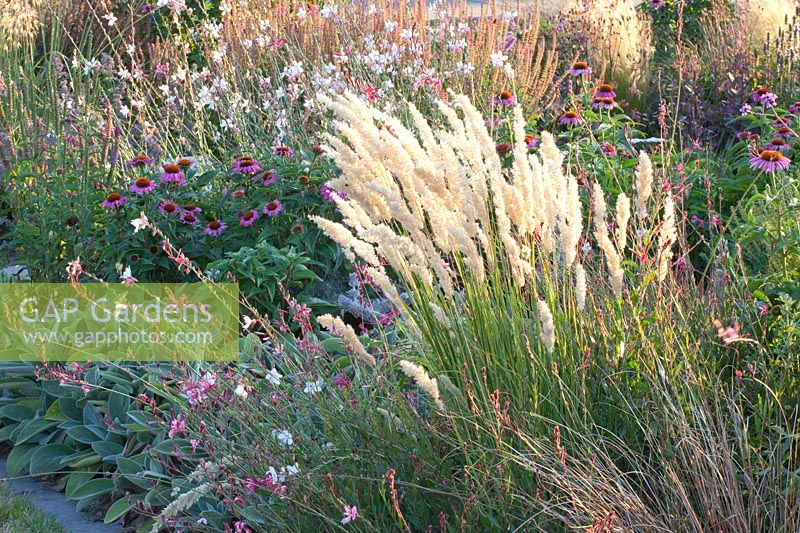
[
  {"left": 239, "top": 209, "right": 260, "bottom": 226},
  {"left": 130, "top": 177, "right": 156, "bottom": 195},
  {"left": 160, "top": 164, "right": 186, "bottom": 186},
  {"left": 491, "top": 90, "right": 516, "bottom": 106},
  {"left": 232, "top": 156, "right": 262, "bottom": 174},
  {"left": 127, "top": 154, "right": 154, "bottom": 167},
  {"left": 568, "top": 61, "right": 592, "bottom": 76},
  {"left": 179, "top": 211, "right": 200, "bottom": 225},
  {"left": 495, "top": 142, "right": 511, "bottom": 154},
  {"left": 592, "top": 97, "right": 616, "bottom": 110},
  {"left": 273, "top": 145, "right": 294, "bottom": 157},
  {"left": 750, "top": 149, "right": 791, "bottom": 172},
  {"left": 772, "top": 117, "right": 792, "bottom": 127},
  {"left": 182, "top": 204, "right": 202, "bottom": 213},
  {"left": 204, "top": 220, "right": 227, "bottom": 236},
  {"left": 177, "top": 158, "right": 195, "bottom": 170},
  {"left": 259, "top": 169, "right": 278, "bottom": 186},
  {"left": 559, "top": 110, "right": 583, "bottom": 125},
  {"left": 525, "top": 133, "right": 540, "bottom": 149},
  {"left": 736, "top": 131, "right": 753, "bottom": 140},
  {"left": 649, "top": 0, "right": 665, "bottom": 7},
  {"left": 263, "top": 199, "right": 284, "bottom": 217},
  {"left": 158, "top": 200, "right": 179, "bottom": 215},
  {"left": 764, "top": 138, "right": 790, "bottom": 151},
  {"left": 101, "top": 192, "right": 126, "bottom": 209},
  {"left": 752, "top": 87, "right": 777, "bottom": 107},
  {"left": 600, "top": 142, "right": 618, "bottom": 157},
  {"left": 594, "top": 83, "right": 616, "bottom": 99},
  {"left": 774, "top": 126, "right": 794, "bottom": 138},
  {"left": 790, "top": 101, "right": 800, "bottom": 114}
]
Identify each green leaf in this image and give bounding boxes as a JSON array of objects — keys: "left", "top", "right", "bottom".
[
  {"left": 66, "top": 425, "right": 106, "bottom": 444},
  {"left": 6, "top": 443, "right": 36, "bottom": 477},
  {"left": 0, "top": 422, "right": 20, "bottom": 442},
  {"left": 108, "top": 390, "right": 131, "bottom": 424},
  {"left": 15, "top": 419, "right": 60, "bottom": 444},
  {"left": 45, "top": 401, "right": 66, "bottom": 422},
  {"left": 65, "top": 472, "right": 97, "bottom": 499},
  {"left": 115, "top": 456, "right": 145, "bottom": 475},
  {"left": 29, "top": 444, "right": 74, "bottom": 476},
  {"left": 59, "top": 397, "right": 84, "bottom": 422},
  {"left": 66, "top": 478, "right": 114, "bottom": 501},
  {"left": 0, "top": 404, "right": 36, "bottom": 422},
  {"left": 83, "top": 404, "right": 103, "bottom": 426},
  {"left": 92, "top": 441, "right": 123, "bottom": 460},
  {"left": 104, "top": 494, "right": 144, "bottom": 523}
]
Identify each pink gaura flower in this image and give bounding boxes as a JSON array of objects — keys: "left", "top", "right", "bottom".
[
  {"left": 341, "top": 505, "right": 359, "bottom": 525},
  {"left": 168, "top": 415, "right": 187, "bottom": 438}
]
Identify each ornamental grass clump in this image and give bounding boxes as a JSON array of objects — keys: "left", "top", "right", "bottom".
[{"left": 312, "top": 91, "right": 680, "bottom": 430}]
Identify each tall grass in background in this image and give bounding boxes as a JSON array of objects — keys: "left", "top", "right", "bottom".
[{"left": 310, "top": 92, "right": 799, "bottom": 529}]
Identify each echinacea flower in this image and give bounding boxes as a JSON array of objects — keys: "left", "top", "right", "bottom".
[
  {"left": 259, "top": 169, "right": 278, "bottom": 186},
  {"left": 525, "top": 133, "right": 540, "bottom": 149},
  {"left": 592, "top": 97, "right": 616, "bottom": 110},
  {"left": 179, "top": 211, "right": 200, "bottom": 225},
  {"left": 773, "top": 117, "right": 792, "bottom": 127},
  {"left": 594, "top": 83, "right": 616, "bottom": 99},
  {"left": 127, "top": 154, "right": 154, "bottom": 167},
  {"left": 177, "top": 157, "right": 196, "bottom": 170},
  {"left": 568, "top": 61, "right": 592, "bottom": 76},
  {"left": 649, "top": 0, "right": 665, "bottom": 7},
  {"left": 600, "top": 142, "right": 618, "bottom": 157},
  {"left": 559, "top": 110, "right": 583, "bottom": 125},
  {"left": 263, "top": 199, "right": 283, "bottom": 217},
  {"left": 736, "top": 131, "right": 753, "bottom": 140},
  {"left": 158, "top": 200, "right": 179, "bottom": 215},
  {"left": 239, "top": 209, "right": 260, "bottom": 227},
  {"left": 495, "top": 142, "right": 511, "bottom": 154},
  {"left": 204, "top": 220, "right": 227, "bottom": 236},
  {"left": 101, "top": 192, "right": 126, "bottom": 209},
  {"left": 182, "top": 204, "right": 202, "bottom": 213},
  {"left": 790, "top": 101, "right": 800, "bottom": 114},
  {"left": 749, "top": 149, "right": 791, "bottom": 172},
  {"left": 160, "top": 164, "right": 186, "bottom": 186},
  {"left": 232, "top": 156, "right": 262, "bottom": 174},
  {"left": 764, "top": 138, "right": 790, "bottom": 151},
  {"left": 130, "top": 177, "right": 156, "bottom": 195},
  {"left": 774, "top": 126, "right": 794, "bottom": 138},
  {"left": 491, "top": 90, "right": 516, "bottom": 106},
  {"left": 752, "top": 87, "right": 777, "bottom": 108},
  {"left": 273, "top": 145, "right": 294, "bottom": 157}
]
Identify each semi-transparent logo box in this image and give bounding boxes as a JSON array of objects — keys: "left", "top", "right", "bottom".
[{"left": 0, "top": 284, "right": 239, "bottom": 361}]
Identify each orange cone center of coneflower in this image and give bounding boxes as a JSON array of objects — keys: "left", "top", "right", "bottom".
[
  {"left": 242, "top": 211, "right": 255, "bottom": 220},
  {"left": 565, "top": 111, "right": 578, "bottom": 118},
  {"left": 525, "top": 133, "right": 534, "bottom": 142},
  {"left": 598, "top": 84, "right": 613, "bottom": 92},
  {"left": 276, "top": 146, "right": 289, "bottom": 151},
  {"left": 771, "top": 138, "right": 786, "bottom": 146},
  {"left": 163, "top": 164, "right": 181, "bottom": 173},
  {"left": 163, "top": 203, "right": 176, "bottom": 212},
  {"left": 760, "top": 150, "right": 782, "bottom": 162},
  {"left": 267, "top": 201, "right": 279, "bottom": 210},
  {"left": 185, "top": 204, "right": 197, "bottom": 210},
  {"left": 184, "top": 214, "right": 196, "bottom": 223},
  {"left": 496, "top": 143, "right": 510, "bottom": 152},
  {"left": 573, "top": 61, "right": 589, "bottom": 69},
  {"left": 595, "top": 97, "right": 615, "bottom": 104},
  {"left": 239, "top": 157, "right": 253, "bottom": 164},
  {"left": 133, "top": 154, "right": 149, "bottom": 162},
  {"left": 777, "top": 127, "right": 791, "bottom": 135},
  {"left": 756, "top": 87, "right": 770, "bottom": 95},
  {"left": 106, "top": 193, "right": 121, "bottom": 201},
  {"left": 135, "top": 178, "right": 151, "bottom": 187},
  {"left": 209, "top": 220, "right": 221, "bottom": 229},
  {"left": 499, "top": 90, "right": 513, "bottom": 100},
  {"left": 177, "top": 159, "right": 192, "bottom": 167},
  {"left": 298, "top": 175, "right": 309, "bottom": 184}
]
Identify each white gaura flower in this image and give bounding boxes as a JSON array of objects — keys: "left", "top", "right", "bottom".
[
  {"left": 234, "top": 383, "right": 248, "bottom": 399},
  {"left": 131, "top": 213, "right": 149, "bottom": 233},
  {"left": 266, "top": 368, "right": 282, "bottom": 386},
  {"left": 102, "top": 12, "right": 117, "bottom": 26},
  {"left": 271, "top": 429, "right": 294, "bottom": 447},
  {"left": 304, "top": 379, "right": 324, "bottom": 395}
]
